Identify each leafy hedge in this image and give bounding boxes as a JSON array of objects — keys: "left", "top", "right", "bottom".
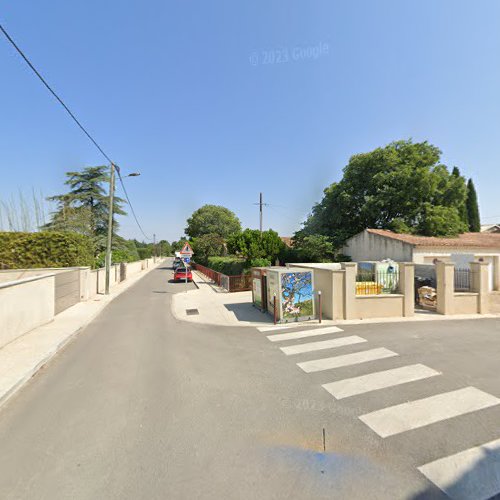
[
  {"left": 206, "top": 256, "right": 247, "bottom": 275},
  {"left": 0, "top": 232, "right": 95, "bottom": 269}
]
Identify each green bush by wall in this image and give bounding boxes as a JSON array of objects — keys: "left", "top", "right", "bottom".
[
  {"left": 206, "top": 256, "right": 247, "bottom": 275},
  {"left": 137, "top": 247, "right": 152, "bottom": 259},
  {"left": 0, "top": 232, "right": 95, "bottom": 269}
]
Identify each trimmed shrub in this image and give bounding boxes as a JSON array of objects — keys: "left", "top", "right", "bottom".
[
  {"left": 248, "top": 257, "right": 271, "bottom": 268},
  {"left": 137, "top": 247, "right": 152, "bottom": 259},
  {"left": 206, "top": 256, "right": 247, "bottom": 275},
  {"left": 0, "top": 231, "right": 95, "bottom": 269}
]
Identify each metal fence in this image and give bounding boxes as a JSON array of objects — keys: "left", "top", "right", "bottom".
[
  {"left": 192, "top": 263, "right": 252, "bottom": 292},
  {"left": 356, "top": 270, "right": 400, "bottom": 295},
  {"left": 454, "top": 268, "right": 473, "bottom": 292}
]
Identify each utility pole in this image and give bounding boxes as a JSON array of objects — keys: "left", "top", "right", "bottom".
[
  {"left": 105, "top": 162, "right": 116, "bottom": 295},
  {"left": 254, "top": 192, "right": 268, "bottom": 234},
  {"left": 153, "top": 233, "right": 156, "bottom": 263},
  {"left": 259, "top": 192, "right": 263, "bottom": 234}
]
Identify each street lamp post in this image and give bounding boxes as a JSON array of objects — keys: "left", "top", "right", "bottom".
[{"left": 105, "top": 166, "right": 141, "bottom": 295}]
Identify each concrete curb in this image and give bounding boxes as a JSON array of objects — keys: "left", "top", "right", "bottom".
[{"left": 0, "top": 260, "right": 165, "bottom": 410}]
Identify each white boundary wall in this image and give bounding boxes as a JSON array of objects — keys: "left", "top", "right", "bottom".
[{"left": 0, "top": 274, "right": 55, "bottom": 349}]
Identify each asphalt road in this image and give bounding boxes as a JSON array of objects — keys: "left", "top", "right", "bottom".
[{"left": 1, "top": 261, "right": 500, "bottom": 499}]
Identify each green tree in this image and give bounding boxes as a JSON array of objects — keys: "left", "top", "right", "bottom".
[
  {"left": 227, "top": 229, "right": 285, "bottom": 264},
  {"left": 185, "top": 205, "right": 241, "bottom": 239},
  {"left": 417, "top": 205, "right": 466, "bottom": 237},
  {"left": 292, "top": 234, "right": 337, "bottom": 262},
  {"left": 171, "top": 239, "right": 185, "bottom": 253},
  {"left": 298, "top": 140, "right": 469, "bottom": 243},
  {"left": 192, "top": 233, "right": 226, "bottom": 265},
  {"left": 43, "top": 201, "right": 93, "bottom": 237},
  {"left": 452, "top": 167, "right": 469, "bottom": 225},
  {"left": 466, "top": 179, "right": 481, "bottom": 232},
  {"left": 45, "top": 166, "right": 126, "bottom": 250},
  {"left": 157, "top": 240, "right": 171, "bottom": 256}
]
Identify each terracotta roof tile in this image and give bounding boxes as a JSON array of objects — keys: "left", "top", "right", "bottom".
[
  {"left": 280, "top": 236, "right": 293, "bottom": 247},
  {"left": 366, "top": 229, "right": 500, "bottom": 248}
]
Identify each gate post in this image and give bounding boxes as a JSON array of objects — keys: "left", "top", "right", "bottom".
[
  {"left": 436, "top": 261, "right": 454, "bottom": 315},
  {"left": 470, "top": 261, "right": 490, "bottom": 314},
  {"left": 398, "top": 263, "right": 415, "bottom": 317}
]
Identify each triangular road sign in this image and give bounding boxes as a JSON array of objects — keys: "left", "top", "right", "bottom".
[{"left": 180, "top": 241, "right": 194, "bottom": 255}]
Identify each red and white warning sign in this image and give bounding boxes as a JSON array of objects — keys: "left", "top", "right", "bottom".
[{"left": 180, "top": 241, "right": 194, "bottom": 256}]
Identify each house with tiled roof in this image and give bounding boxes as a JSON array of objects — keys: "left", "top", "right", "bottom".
[
  {"left": 342, "top": 228, "right": 500, "bottom": 290},
  {"left": 481, "top": 224, "right": 500, "bottom": 234}
]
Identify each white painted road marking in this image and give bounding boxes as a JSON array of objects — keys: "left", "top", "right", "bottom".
[
  {"left": 267, "top": 326, "right": 344, "bottom": 342},
  {"left": 322, "top": 364, "right": 440, "bottom": 400},
  {"left": 418, "top": 438, "right": 500, "bottom": 500},
  {"left": 257, "top": 325, "right": 293, "bottom": 332},
  {"left": 296, "top": 348, "right": 398, "bottom": 373},
  {"left": 360, "top": 387, "right": 500, "bottom": 438},
  {"left": 280, "top": 336, "right": 366, "bottom": 356}
]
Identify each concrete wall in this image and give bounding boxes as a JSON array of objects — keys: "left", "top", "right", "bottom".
[
  {"left": 355, "top": 295, "right": 404, "bottom": 319},
  {"left": 54, "top": 270, "right": 81, "bottom": 314},
  {"left": 293, "top": 261, "right": 412, "bottom": 321},
  {"left": 488, "top": 292, "right": 500, "bottom": 313},
  {"left": 436, "top": 261, "right": 493, "bottom": 315},
  {"left": 292, "top": 264, "right": 345, "bottom": 320},
  {"left": 0, "top": 274, "right": 55, "bottom": 349},
  {"left": 343, "top": 230, "right": 413, "bottom": 262},
  {"left": 452, "top": 293, "right": 479, "bottom": 314},
  {"left": 0, "top": 267, "right": 80, "bottom": 283},
  {"left": 126, "top": 261, "right": 143, "bottom": 276},
  {"left": 0, "top": 258, "right": 163, "bottom": 349}
]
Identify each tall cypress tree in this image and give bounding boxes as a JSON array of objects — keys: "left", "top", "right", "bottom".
[
  {"left": 452, "top": 167, "right": 468, "bottom": 225},
  {"left": 466, "top": 179, "right": 481, "bottom": 232}
]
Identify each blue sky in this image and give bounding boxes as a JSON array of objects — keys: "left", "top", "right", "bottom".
[{"left": 1, "top": 1, "right": 499, "bottom": 241}]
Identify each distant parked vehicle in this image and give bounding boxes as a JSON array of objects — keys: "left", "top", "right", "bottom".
[
  {"left": 174, "top": 266, "right": 192, "bottom": 282},
  {"left": 172, "top": 258, "right": 183, "bottom": 269}
]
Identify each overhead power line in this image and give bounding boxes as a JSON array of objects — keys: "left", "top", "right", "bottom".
[
  {"left": 115, "top": 167, "right": 151, "bottom": 241},
  {"left": 0, "top": 22, "right": 151, "bottom": 240}
]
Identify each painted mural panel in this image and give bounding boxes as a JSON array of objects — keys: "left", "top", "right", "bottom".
[
  {"left": 281, "top": 271, "right": 314, "bottom": 320},
  {"left": 267, "top": 271, "right": 279, "bottom": 314},
  {"left": 252, "top": 278, "right": 262, "bottom": 308}
]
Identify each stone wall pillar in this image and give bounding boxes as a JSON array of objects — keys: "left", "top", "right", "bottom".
[
  {"left": 493, "top": 256, "right": 500, "bottom": 291},
  {"left": 341, "top": 262, "right": 357, "bottom": 320},
  {"left": 398, "top": 263, "right": 415, "bottom": 317},
  {"left": 471, "top": 261, "right": 490, "bottom": 314},
  {"left": 78, "top": 266, "right": 91, "bottom": 301},
  {"left": 436, "top": 261, "right": 454, "bottom": 315}
]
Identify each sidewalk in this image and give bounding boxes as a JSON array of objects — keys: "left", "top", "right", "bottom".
[
  {"left": 172, "top": 271, "right": 500, "bottom": 329},
  {"left": 0, "top": 260, "right": 163, "bottom": 409},
  {"left": 171, "top": 270, "right": 335, "bottom": 328}
]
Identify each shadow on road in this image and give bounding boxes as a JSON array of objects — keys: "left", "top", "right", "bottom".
[
  {"left": 410, "top": 445, "right": 500, "bottom": 499},
  {"left": 224, "top": 302, "right": 272, "bottom": 324}
]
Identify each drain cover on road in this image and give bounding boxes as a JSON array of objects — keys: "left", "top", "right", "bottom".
[{"left": 186, "top": 309, "right": 199, "bottom": 316}]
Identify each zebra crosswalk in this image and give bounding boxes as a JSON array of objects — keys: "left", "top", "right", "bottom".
[
  {"left": 297, "top": 347, "right": 398, "bottom": 373},
  {"left": 279, "top": 335, "right": 366, "bottom": 356},
  {"left": 262, "top": 323, "right": 500, "bottom": 499},
  {"left": 418, "top": 438, "right": 500, "bottom": 500},
  {"left": 359, "top": 387, "right": 500, "bottom": 438},
  {"left": 322, "top": 363, "right": 440, "bottom": 400}
]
